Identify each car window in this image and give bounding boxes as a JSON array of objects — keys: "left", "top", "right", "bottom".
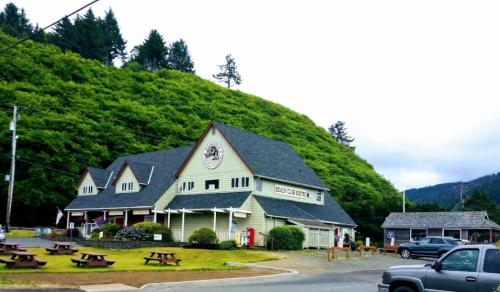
[
  {"left": 442, "top": 249, "right": 479, "bottom": 272},
  {"left": 483, "top": 249, "right": 500, "bottom": 273},
  {"left": 430, "top": 238, "right": 444, "bottom": 244},
  {"left": 419, "top": 238, "right": 431, "bottom": 244}
]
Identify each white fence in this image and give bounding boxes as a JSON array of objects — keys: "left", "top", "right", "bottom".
[{"left": 171, "top": 229, "right": 235, "bottom": 242}]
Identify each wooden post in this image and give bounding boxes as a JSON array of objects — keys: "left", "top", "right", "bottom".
[{"left": 327, "top": 247, "right": 331, "bottom": 262}]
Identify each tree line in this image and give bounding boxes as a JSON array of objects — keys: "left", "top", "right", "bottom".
[{"left": 0, "top": 2, "right": 242, "bottom": 87}]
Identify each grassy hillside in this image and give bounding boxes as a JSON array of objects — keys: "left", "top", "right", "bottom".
[{"left": 0, "top": 32, "right": 402, "bottom": 239}]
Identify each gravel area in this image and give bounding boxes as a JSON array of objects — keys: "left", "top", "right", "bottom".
[{"left": 252, "top": 249, "right": 434, "bottom": 274}]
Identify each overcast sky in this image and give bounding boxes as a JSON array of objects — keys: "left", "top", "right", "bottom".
[{"left": 9, "top": 0, "right": 500, "bottom": 192}]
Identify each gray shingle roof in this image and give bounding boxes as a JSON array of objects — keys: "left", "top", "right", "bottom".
[
  {"left": 165, "top": 192, "right": 252, "bottom": 210},
  {"left": 127, "top": 161, "right": 154, "bottom": 185},
  {"left": 65, "top": 146, "right": 193, "bottom": 210},
  {"left": 254, "top": 194, "right": 356, "bottom": 226},
  {"left": 213, "top": 121, "right": 328, "bottom": 190},
  {"left": 381, "top": 211, "right": 500, "bottom": 230},
  {"left": 86, "top": 167, "right": 112, "bottom": 188}
]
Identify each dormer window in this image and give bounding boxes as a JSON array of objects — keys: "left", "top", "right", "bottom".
[
  {"left": 83, "top": 186, "right": 93, "bottom": 194},
  {"left": 122, "top": 182, "right": 133, "bottom": 191}
]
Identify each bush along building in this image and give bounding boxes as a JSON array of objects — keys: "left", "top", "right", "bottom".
[{"left": 65, "top": 121, "right": 356, "bottom": 248}]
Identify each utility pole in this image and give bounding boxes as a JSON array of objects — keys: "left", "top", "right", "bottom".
[
  {"left": 5, "top": 105, "right": 18, "bottom": 233},
  {"left": 455, "top": 181, "right": 469, "bottom": 206}
]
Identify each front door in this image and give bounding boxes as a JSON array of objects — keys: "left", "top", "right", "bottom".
[{"left": 85, "top": 223, "right": 97, "bottom": 238}]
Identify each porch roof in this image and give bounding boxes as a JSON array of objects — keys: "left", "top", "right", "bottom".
[
  {"left": 288, "top": 219, "right": 333, "bottom": 229},
  {"left": 164, "top": 191, "right": 252, "bottom": 210},
  {"left": 254, "top": 194, "right": 356, "bottom": 226}
]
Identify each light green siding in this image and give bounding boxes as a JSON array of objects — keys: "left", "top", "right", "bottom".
[
  {"left": 115, "top": 167, "right": 141, "bottom": 193},
  {"left": 78, "top": 173, "right": 97, "bottom": 196},
  {"left": 255, "top": 178, "right": 324, "bottom": 205},
  {"left": 154, "top": 182, "right": 178, "bottom": 211}
]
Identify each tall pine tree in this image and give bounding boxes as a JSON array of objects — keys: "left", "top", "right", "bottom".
[
  {"left": 51, "top": 16, "right": 79, "bottom": 52},
  {"left": 328, "top": 121, "right": 356, "bottom": 151},
  {"left": 100, "top": 8, "right": 127, "bottom": 65},
  {"left": 212, "top": 54, "right": 242, "bottom": 89},
  {"left": 166, "top": 39, "right": 195, "bottom": 73},
  {"left": 133, "top": 29, "right": 168, "bottom": 71},
  {"left": 0, "top": 3, "right": 33, "bottom": 38},
  {"left": 74, "top": 9, "right": 106, "bottom": 63}
]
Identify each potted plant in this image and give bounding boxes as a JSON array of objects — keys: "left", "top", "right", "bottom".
[
  {"left": 349, "top": 240, "right": 356, "bottom": 251},
  {"left": 343, "top": 233, "right": 350, "bottom": 248}
]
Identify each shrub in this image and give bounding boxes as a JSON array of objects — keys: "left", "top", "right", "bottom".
[
  {"left": 100, "top": 223, "right": 121, "bottom": 238},
  {"left": 219, "top": 240, "right": 237, "bottom": 250},
  {"left": 133, "top": 221, "right": 162, "bottom": 240},
  {"left": 114, "top": 227, "right": 148, "bottom": 241},
  {"left": 355, "top": 240, "right": 363, "bottom": 247},
  {"left": 155, "top": 225, "right": 174, "bottom": 242},
  {"left": 268, "top": 226, "right": 305, "bottom": 250},
  {"left": 188, "top": 227, "right": 218, "bottom": 244},
  {"left": 66, "top": 228, "right": 79, "bottom": 238}
]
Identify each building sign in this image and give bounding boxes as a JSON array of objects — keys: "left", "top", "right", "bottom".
[
  {"left": 202, "top": 141, "right": 223, "bottom": 169},
  {"left": 234, "top": 212, "right": 248, "bottom": 218},
  {"left": 109, "top": 211, "right": 123, "bottom": 216},
  {"left": 154, "top": 234, "right": 162, "bottom": 241},
  {"left": 274, "top": 184, "right": 309, "bottom": 199},
  {"left": 133, "top": 210, "right": 149, "bottom": 215},
  {"left": 71, "top": 212, "right": 83, "bottom": 216}
]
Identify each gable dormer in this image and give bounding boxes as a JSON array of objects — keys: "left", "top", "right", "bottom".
[
  {"left": 112, "top": 160, "right": 154, "bottom": 193},
  {"left": 75, "top": 167, "right": 113, "bottom": 196}
]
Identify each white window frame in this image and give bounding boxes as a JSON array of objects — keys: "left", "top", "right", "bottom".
[
  {"left": 256, "top": 179, "right": 263, "bottom": 192},
  {"left": 121, "top": 182, "right": 134, "bottom": 192},
  {"left": 144, "top": 215, "right": 154, "bottom": 222},
  {"left": 316, "top": 190, "right": 323, "bottom": 202}
]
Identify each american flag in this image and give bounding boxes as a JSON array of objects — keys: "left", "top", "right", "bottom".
[{"left": 56, "top": 208, "right": 63, "bottom": 225}]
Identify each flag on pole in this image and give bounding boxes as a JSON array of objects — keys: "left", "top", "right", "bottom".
[{"left": 56, "top": 208, "right": 63, "bottom": 225}]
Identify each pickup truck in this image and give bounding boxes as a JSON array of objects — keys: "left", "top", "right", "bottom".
[{"left": 378, "top": 244, "right": 500, "bottom": 292}]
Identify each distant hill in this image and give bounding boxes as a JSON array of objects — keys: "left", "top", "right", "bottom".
[
  {"left": 0, "top": 31, "right": 403, "bottom": 239},
  {"left": 405, "top": 173, "right": 500, "bottom": 208}
]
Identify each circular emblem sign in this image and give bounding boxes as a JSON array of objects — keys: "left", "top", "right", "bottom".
[{"left": 202, "top": 141, "right": 223, "bottom": 169}]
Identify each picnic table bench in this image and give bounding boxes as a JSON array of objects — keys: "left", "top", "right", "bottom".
[
  {"left": 0, "top": 251, "right": 47, "bottom": 269},
  {"left": 71, "top": 252, "right": 115, "bottom": 268},
  {"left": 0, "top": 242, "right": 26, "bottom": 254},
  {"left": 144, "top": 251, "right": 181, "bottom": 266},
  {"left": 46, "top": 242, "right": 78, "bottom": 255}
]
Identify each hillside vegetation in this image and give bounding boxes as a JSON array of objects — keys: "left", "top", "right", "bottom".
[{"left": 0, "top": 32, "right": 403, "bottom": 239}]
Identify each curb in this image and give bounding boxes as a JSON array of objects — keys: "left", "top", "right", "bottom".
[{"left": 140, "top": 262, "right": 298, "bottom": 290}]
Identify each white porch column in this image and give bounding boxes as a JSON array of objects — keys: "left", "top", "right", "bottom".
[
  {"left": 181, "top": 208, "right": 185, "bottom": 242},
  {"left": 167, "top": 209, "right": 171, "bottom": 228},
  {"left": 103, "top": 211, "right": 107, "bottom": 220},
  {"left": 153, "top": 211, "right": 157, "bottom": 223},
  {"left": 66, "top": 211, "right": 70, "bottom": 229},
  {"left": 213, "top": 207, "right": 217, "bottom": 230},
  {"left": 83, "top": 211, "right": 88, "bottom": 237},
  {"left": 228, "top": 207, "right": 233, "bottom": 234},
  {"left": 124, "top": 210, "right": 128, "bottom": 227}
]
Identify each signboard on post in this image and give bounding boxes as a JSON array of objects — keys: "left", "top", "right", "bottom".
[
  {"left": 154, "top": 234, "right": 162, "bottom": 241},
  {"left": 366, "top": 237, "right": 370, "bottom": 246},
  {"left": 69, "top": 222, "right": 74, "bottom": 229}
]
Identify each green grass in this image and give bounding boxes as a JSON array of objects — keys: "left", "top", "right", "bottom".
[
  {"left": 5, "top": 230, "right": 35, "bottom": 238},
  {"left": 0, "top": 247, "right": 284, "bottom": 274}
]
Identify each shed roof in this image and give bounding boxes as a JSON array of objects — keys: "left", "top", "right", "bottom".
[{"left": 381, "top": 211, "right": 500, "bottom": 230}]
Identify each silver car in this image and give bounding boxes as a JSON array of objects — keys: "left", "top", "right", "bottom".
[{"left": 0, "top": 230, "right": 5, "bottom": 242}]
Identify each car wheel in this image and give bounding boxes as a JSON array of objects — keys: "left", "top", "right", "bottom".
[
  {"left": 400, "top": 248, "right": 411, "bottom": 259},
  {"left": 394, "top": 285, "right": 416, "bottom": 292},
  {"left": 411, "top": 256, "right": 419, "bottom": 259}
]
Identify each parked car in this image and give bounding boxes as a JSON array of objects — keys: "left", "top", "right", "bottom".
[
  {"left": 0, "top": 230, "right": 5, "bottom": 242},
  {"left": 397, "top": 236, "right": 460, "bottom": 259},
  {"left": 379, "top": 244, "right": 500, "bottom": 292}
]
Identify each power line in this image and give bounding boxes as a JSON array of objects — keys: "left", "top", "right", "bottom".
[
  {"left": 0, "top": 0, "right": 101, "bottom": 55},
  {"left": 16, "top": 158, "right": 80, "bottom": 177}
]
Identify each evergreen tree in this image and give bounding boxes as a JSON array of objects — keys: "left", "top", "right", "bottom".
[
  {"left": 463, "top": 189, "right": 500, "bottom": 223},
  {"left": 133, "top": 29, "right": 168, "bottom": 71},
  {"left": 0, "top": 3, "right": 33, "bottom": 38},
  {"left": 166, "top": 39, "right": 195, "bottom": 73},
  {"left": 328, "top": 121, "right": 356, "bottom": 151},
  {"left": 100, "top": 8, "right": 127, "bottom": 65},
  {"left": 51, "top": 16, "right": 79, "bottom": 52},
  {"left": 212, "top": 54, "right": 242, "bottom": 89},
  {"left": 73, "top": 9, "right": 106, "bottom": 63}
]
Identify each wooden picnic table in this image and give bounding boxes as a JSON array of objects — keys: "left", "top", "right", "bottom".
[
  {"left": 46, "top": 241, "right": 79, "bottom": 255},
  {"left": 0, "top": 251, "right": 47, "bottom": 269},
  {"left": 71, "top": 252, "right": 115, "bottom": 268},
  {"left": 0, "top": 242, "right": 27, "bottom": 255},
  {"left": 144, "top": 251, "right": 181, "bottom": 266}
]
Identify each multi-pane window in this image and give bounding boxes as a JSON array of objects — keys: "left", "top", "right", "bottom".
[
  {"left": 83, "top": 186, "right": 93, "bottom": 194},
  {"left": 316, "top": 190, "right": 323, "bottom": 202},
  {"left": 205, "top": 179, "right": 219, "bottom": 190},
  {"left": 121, "top": 182, "right": 133, "bottom": 191},
  {"left": 232, "top": 177, "right": 249, "bottom": 188},
  {"left": 178, "top": 181, "right": 194, "bottom": 192},
  {"left": 144, "top": 215, "right": 154, "bottom": 222}
]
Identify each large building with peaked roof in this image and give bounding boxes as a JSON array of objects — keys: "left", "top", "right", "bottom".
[{"left": 65, "top": 121, "right": 356, "bottom": 247}]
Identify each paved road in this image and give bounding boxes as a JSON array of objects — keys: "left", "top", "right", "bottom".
[
  {"left": 142, "top": 270, "right": 381, "bottom": 292},
  {"left": 3, "top": 237, "right": 83, "bottom": 248}
]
